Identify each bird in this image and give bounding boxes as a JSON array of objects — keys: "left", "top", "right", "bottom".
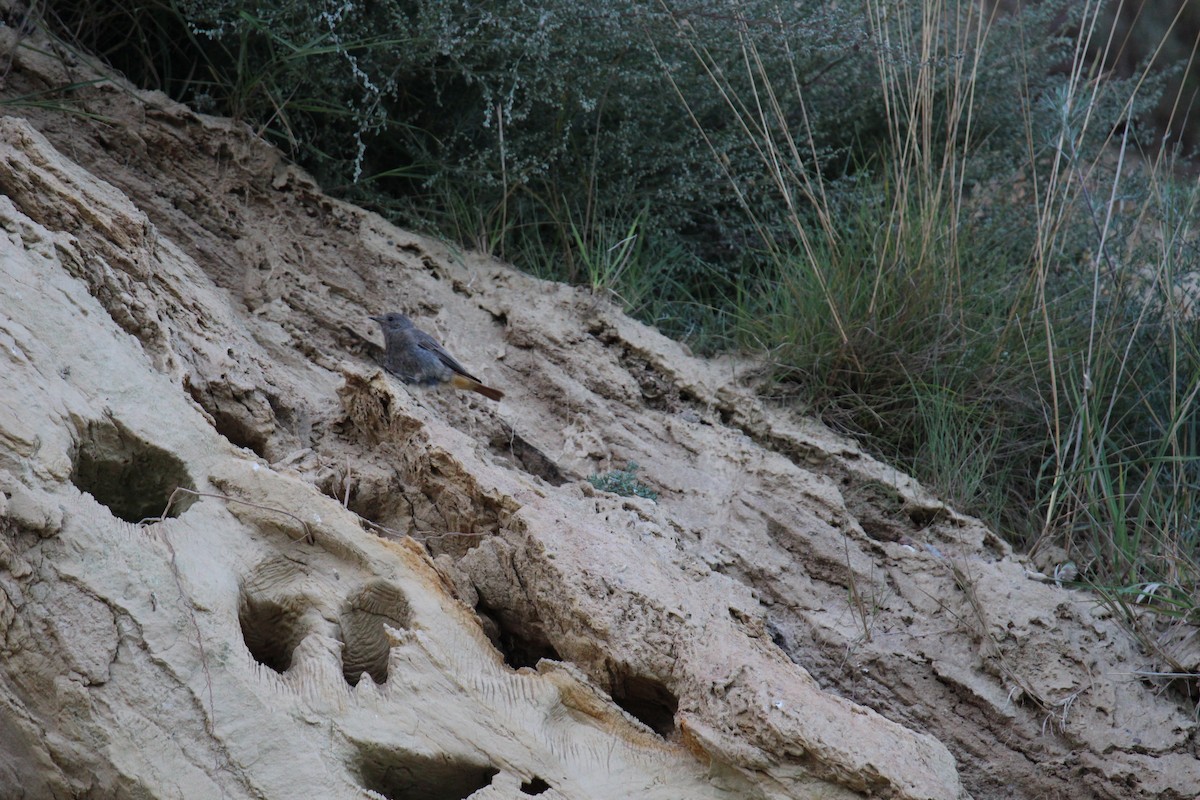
[{"left": 370, "top": 312, "right": 504, "bottom": 402}]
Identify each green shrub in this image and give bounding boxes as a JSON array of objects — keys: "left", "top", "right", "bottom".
[
  {"left": 46, "top": 1, "right": 1010, "bottom": 312},
  {"left": 587, "top": 462, "right": 657, "bottom": 501}
]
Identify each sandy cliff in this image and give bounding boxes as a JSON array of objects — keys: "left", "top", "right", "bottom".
[{"left": 0, "top": 20, "right": 1196, "bottom": 800}]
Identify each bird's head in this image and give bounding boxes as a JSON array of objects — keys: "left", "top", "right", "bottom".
[{"left": 370, "top": 312, "right": 414, "bottom": 331}]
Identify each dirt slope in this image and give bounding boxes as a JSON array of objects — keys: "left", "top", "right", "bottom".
[{"left": 0, "top": 18, "right": 1196, "bottom": 800}]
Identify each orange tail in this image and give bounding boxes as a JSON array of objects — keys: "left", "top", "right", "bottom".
[{"left": 450, "top": 374, "right": 504, "bottom": 401}]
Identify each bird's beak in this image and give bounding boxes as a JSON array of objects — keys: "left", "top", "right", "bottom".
[{"left": 369, "top": 315, "right": 384, "bottom": 322}]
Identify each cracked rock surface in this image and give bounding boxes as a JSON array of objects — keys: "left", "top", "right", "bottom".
[{"left": 0, "top": 19, "right": 1196, "bottom": 800}]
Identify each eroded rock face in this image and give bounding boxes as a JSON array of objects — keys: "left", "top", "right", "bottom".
[{"left": 0, "top": 19, "right": 1196, "bottom": 800}]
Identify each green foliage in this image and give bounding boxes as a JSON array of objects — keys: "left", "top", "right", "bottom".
[
  {"left": 697, "top": 0, "right": 1200, "bottom": 601},
  {"left": 44, "top": 0, "right": 925, "bottom": 316},
  {"left": 736, "top": 174, "right": 1049, "bottom": 527},
  {"left": 587, "top": 462, "right": 658, "bottom": 501}
]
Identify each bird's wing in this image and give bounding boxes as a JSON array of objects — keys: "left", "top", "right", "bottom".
[{"left": 414, "top": 328, "right": 482, "bottom": 382}]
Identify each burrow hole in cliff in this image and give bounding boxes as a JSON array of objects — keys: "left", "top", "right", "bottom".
[
  {"left": 354, "top": 743, "right": 498, "bottom": 800},
  {"left": 610, "top": 670, "right": 679, "bottom": 737},
  {"left": 206, "top": 399, "right": 269, "bottom": 459},
  {"left": 520, "top": 777, "right": 551, "bottom": 795},
  {"left": 340, "top": 580, "right": 412, "bottom": 686},
  {"left": 474, "top": 600, "right": 562, "bottom": 670},
  {"left": 238, "top": 593, "right": 309, "bottom": 674},
  {"left": 188, "top": 376, "right": 311, "bottom": 463},
  {"left": 584, "top": 322, "right": 682, "bottom": 412},
  {"left": 486, "top": 426, "right": 569, "bottom": 487},
  {"left": 317, "top": 468, "right": 504, "bottom": 552},
  {"left": 70, "top": 418, "right": 197, "bottom": 523},
  {"left": 316, "top": 470, "right": 413, "bottom": 535}
]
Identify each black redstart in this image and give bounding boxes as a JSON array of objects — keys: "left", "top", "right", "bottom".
[{"left": 370, "top": 312, "right": 504, "bottom": 402}]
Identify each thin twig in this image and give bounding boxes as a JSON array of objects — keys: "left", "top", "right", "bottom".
[
  {"left": 155, "top": 526, "right": 216, "bottom": 735},
  {"left": 359, "top": 516, "right": 492, "bottom": 544},
  {"left": 142, "top": 487, "right": 314, "bottom": 544}
]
